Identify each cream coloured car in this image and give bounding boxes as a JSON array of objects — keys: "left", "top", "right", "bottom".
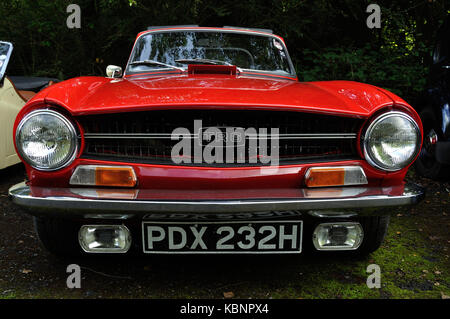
[
  {"left": 0, "top": 41, "right": 23, "bottom": 169},
  {"left": 0, "top": 41, "right": 57, "bottom": 169}
]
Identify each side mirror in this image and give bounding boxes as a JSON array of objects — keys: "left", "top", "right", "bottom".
[
  {"left": 0, "top": 41, "right": 13, "bottom": 83},
  {"left": 106, "top": 65, "right": 122, "bottom": 78}
]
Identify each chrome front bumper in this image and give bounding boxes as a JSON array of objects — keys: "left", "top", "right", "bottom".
[{"left": 8, "top": 182, "right": 424, "bottom": 218}]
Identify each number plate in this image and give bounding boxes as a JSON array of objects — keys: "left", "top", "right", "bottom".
[{"left": 142, "top": 221, "right": 302, "bottom": 254}]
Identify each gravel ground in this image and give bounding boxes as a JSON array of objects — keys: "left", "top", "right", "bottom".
[{"left": 0, "top": 164, "right": 449, "bottom": 299}]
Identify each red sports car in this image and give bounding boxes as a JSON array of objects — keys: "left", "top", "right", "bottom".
[{"left": 9, "top": 26, "right": 424, "bottom": 256}]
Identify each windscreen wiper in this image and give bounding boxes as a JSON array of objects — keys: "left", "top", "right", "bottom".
[
  {"left": 129, "top": 60, "right": 184, "bottom": 71},
  {"left": 175, "top": 58, "right": 231, "bottom": 65},
  {"left": 175, "top": 59, "right": 242, "bottom": 72}
]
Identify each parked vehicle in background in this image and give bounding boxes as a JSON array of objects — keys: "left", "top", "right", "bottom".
[
  {"left": 9, "top": 26, "right": 425, "bottom": 258},
  {"left": 414, "top": 16, "right": 450, "bottom": 180},
  {"left": 0, "top": 41, "right": 25, "bottom": 170},
  {"left": 0, "top": 41, "right": 59, "bottom": 170}
]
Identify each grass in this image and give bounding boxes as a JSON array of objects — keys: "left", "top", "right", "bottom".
[
  {"left": 0, "top": 168, "right": 448, "bottom": 299},
  {"left": 1, "top": 215, "right": 448, "bottom": 299}
]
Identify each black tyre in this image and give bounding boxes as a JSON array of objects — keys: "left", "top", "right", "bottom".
[
  {"left": 414, "top": 108, "right": 450, "bottom": 180},
  {"left": 33, "top": 216, "right": 82, "bottom": 256},
  {"left": 355, "top": 216, "right": 390, "bottom": 256}
]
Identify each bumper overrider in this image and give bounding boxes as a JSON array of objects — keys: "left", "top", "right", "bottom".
[{"left": 9, "top": 181, "right": 424, "bottom": 218}]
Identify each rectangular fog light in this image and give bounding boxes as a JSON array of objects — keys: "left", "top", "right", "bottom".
[
  {"left": 313, "top": 222, "right": 363, "bottom": 251},
  {"left": 78, "top": 225, "right": 131, "bottom": 253}
]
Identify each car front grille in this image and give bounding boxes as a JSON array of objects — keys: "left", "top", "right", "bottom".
[{"left": 77, "top": 109, "right": 362, "bottom": 166}]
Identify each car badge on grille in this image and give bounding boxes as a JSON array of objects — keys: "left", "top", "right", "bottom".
[{"left": 200, "top": 126, "right": 246, "bottom": 147}]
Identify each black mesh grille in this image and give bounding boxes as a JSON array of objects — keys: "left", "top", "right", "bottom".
[{"left": 77, "top": 109, "right": 362, "bottom": 166}]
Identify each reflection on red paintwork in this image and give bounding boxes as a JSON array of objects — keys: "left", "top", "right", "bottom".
[
  {"left": 28, "top": 183, "right": 405, "bottom": 201},
  {"left": 38, "top": 76, "right": 397, "bottom": 117},
  {"left": 70, "top": 188, "right": 139, "bottom": 200}
]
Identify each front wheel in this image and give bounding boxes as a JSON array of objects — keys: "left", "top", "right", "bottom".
[
  {"left": 355, "top": 216, "right": 390, "bottom": 256},
  {"left": 33, "top": 216, "right": 82, "bottom": 256}
]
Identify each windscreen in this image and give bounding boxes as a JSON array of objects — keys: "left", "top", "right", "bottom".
[{"left": 127, "top": 31, "right": 294, "bottom": 76}]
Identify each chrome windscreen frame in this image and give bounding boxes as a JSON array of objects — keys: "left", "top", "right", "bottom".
[
  {"left": 0, "top": 41, "right": 13, "bottom": 83},
  {"left": 124, "top": 27, "right": 297, "bottom": 79}
]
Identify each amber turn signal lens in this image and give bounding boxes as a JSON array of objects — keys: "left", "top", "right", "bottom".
[
  {"left": 305, "top": 166, "right": 368, "bottom": 188},
  {"left": 95, "top": 167, "right": 136, "bottom": 187},
  {"left": 305, "top": 168, "right": 345, "bottom": 187},
  {"left": 69, "top": 165, "right": 137, "bottom": 187}
]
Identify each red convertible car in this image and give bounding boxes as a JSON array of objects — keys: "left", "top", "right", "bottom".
[{"left": 9, "top": 26, "right": 424, "bottom": 256}]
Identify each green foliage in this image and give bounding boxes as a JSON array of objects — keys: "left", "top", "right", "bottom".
[
  {"left": 0, "top": 0, "right": 448, "bottom": 103},
  {"left": 300, "top": 42, "right": 430, "bottom": 101}
]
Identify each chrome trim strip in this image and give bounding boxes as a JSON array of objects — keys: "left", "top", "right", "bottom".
[
  {"left": 9, "top": 182, "right": 424, "bottom": 216},
  {"left": 83, "top": 133, "right": 357, "bottom": 140},
  {"left": 0, "top": 41, "right": 13, "bottom": 82},
  {"left": 307, "top": 211, "right": 358, "bottom": 218}
]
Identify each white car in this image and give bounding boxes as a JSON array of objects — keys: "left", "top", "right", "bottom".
[{"left": 0, "top": 41, "right": 57, "bottom": 169}]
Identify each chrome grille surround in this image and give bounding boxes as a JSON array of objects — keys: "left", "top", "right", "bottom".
[{"left": 77, "top": 109, "right": 362, "bottom": 166}]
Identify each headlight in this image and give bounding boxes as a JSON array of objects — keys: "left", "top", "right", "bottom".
[
  {"left": 16, "top": 109, "right": 78, "bottom": 171},
  {"left": 363, "top": 111, "right": 421, "bottom": 171}
]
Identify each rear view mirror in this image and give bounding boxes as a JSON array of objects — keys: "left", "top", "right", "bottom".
[
  {"left": 106, "top": 65, "right": 122, "bottom": 78},
  {"left": 0, "top": 41, "right": 13, "bottom": 83}
]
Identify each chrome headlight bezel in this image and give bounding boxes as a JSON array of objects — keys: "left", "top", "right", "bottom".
[
  {"left": 15, "top": 109, "right": 78, "bottom": 171},
  {"left": 363, "top": 111, "right": 421, "bottom": 172}
]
